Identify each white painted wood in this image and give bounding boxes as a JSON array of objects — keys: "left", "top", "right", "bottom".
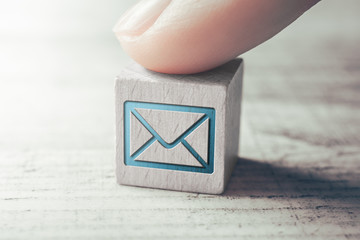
[
  {"left": 130, "top": 112, "right": 153, "bottom": 155},
  {"left": 185, "top": 118, "right": 209, "bottom": 162},
  {"left": 134, "top": 108, "right": 204, "bottom": 144},
  {"left": 136, "top": 140, "right": 203, "bottom": 167},
  {"left": 115, "top": 59, "right": 244, "bottom": 194},
  {"left": 0, "top": 1, "right": 359, "bottom": 239}
]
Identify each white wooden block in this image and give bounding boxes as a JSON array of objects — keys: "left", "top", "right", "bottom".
[{"left": 115, "top": 59, "right": 244, "bottom": 194}]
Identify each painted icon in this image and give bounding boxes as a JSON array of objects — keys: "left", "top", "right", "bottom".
[{"left": 124, "top": 101, "right": 215, "bottom": 173}]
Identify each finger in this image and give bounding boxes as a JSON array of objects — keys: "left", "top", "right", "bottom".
[{"left": 114, "top": 0, "right": 320, "bottom": 74}]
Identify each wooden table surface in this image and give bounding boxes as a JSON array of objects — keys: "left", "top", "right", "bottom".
[{"left": 0, "top": 1, "right": 359, "bottom": 239}]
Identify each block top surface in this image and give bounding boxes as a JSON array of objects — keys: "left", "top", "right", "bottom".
[{"left": 117, "top": 59, "right": 243, "bottom": 87}]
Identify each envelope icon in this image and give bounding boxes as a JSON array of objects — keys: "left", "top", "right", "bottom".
[{"left": 124, "top": 101, "right": 215, "bottom": 173}]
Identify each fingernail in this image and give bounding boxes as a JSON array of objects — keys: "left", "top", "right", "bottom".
[{"left": 113, "top": 0, "right": 171, "bottom": 37}]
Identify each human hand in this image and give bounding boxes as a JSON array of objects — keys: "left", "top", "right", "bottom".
[{"left": 113, "top": 0, "right": 320, "bottom": 74}]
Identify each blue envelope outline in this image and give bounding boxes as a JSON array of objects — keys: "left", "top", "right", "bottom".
[{"left": 124, "top": 101, "right": 215, "bottom": 173}]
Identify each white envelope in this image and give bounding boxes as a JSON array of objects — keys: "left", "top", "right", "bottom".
[{"left": 123, "top": 101, "right": 215, "bottom": 173}]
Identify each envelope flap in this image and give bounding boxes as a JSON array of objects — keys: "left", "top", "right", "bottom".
[
  {"left": 184, "top": 118, "right": 209, "bottom": 163},
  {"left": 130, "top": 112, "right": 153, "bottom": 156},
  {"left": 134, "top": 140, "right": 203, "bottom": 167},
  {"left": 135, "top": 108, "right": 205, "bottom": 144}
]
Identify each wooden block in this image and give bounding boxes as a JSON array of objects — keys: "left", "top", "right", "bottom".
[{"left": 115, "top": 59, "right": 244, "bottom": 194}]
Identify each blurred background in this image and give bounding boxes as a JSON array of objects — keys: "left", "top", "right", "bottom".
[
  {"left": 0, "top": 0, "right": 134, "bottom": 151},
  {"left": 0, "top": 0, "right": 359, "bottom": 155},
  {"left": 0, "top": 0, "right": 359, "bottom": 239}
]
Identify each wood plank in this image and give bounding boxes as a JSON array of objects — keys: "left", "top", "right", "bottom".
[{"left": 0, "top": 0, "right": 359, "bottom": 239}]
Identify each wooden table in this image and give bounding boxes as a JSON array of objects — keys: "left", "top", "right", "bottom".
[{"left": 0, "top": 1, "right": 359, "bottom": 239}]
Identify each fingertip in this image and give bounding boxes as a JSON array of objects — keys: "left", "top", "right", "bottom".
[{"left": 115, "top": 0, "right": 320, "bottom": 74}]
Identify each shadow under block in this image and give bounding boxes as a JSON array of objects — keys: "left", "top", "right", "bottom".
[{"left": 115, "top": 59, "right": 243, "bottom": 194}]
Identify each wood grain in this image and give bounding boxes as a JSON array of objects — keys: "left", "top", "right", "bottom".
[
  {"left": 0, "top": 0, "right": 359, "bottom": 239},
  {"left": 115, "top": 60, "right": 243, "bottom": 194}
]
